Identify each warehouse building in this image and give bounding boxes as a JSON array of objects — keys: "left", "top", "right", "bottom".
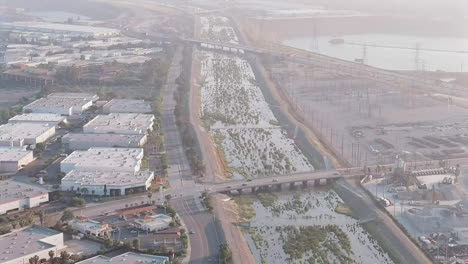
[
  {"left": 0, "top": 22, "right": 120, "bottom": 38},
  {"left": 23, "top": 97, "right": 93, "bottom": 116},
  {"left": 0, "top": 123, "right": 55, "bottom": 147},
  {"left": 103, "top": 99, "right": 152, "bottom": 114},
  {"left": 60, "top": 147, "right": 144, "bottom": 173},
  {"left": 0, "top": 180, "right": 49, "bottom": 214},
  {"left": 48, "top": 92, "right": 99, "bottom": 102},
  {"left": 83, "top": 113, "right": 155, "bottom": 135},
  {"left": 0, "top": 148, "right": 34, "bottom": 173},
  {"left": 62, "top": 133, "right": 147, "bottom": 150},
  {"left": 0, "top": 226, "right": 64, "bottom": 264},
  {"left": 61, "top": 170, "right": 154, "bottom": 196},
  {"left": 77, "top": 252, "right": 168, "bottom": 264},
  {"left": 8, "top": 113, "right": 67, "bottom": 128}
]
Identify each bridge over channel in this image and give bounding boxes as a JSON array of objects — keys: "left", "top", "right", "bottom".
[{"left": 205, "top": 157, "right": 468, "bottom": 194}]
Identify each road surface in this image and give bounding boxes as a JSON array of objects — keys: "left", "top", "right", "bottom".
[{"left": 160, "top": 45, "right": 222, "bottom": 263}]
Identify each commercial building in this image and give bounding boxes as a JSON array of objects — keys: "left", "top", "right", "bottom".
[
  {"left": 103, "top": 99, "right": 152, "bottom": 114},
  {"left": 61, "top": 170, "right": 154, "bottom": 196},
  {"left": 60, "top": 147, "right": 144, "bottom": 173},
  {"left": 0, "top": 180, "right": 49, "bottom": 214},
  {"left": 62, "top": 133, "right": 147, "bottom": 150},
  {"left": 0, "top": 148, "right": 34, "bottom": 173},
  {"left": 0, "top": 123, "right": 55, "bottom": 147},
  {"left": 8, "top": 113, "right": 67, "bottom": 128},
  {"left": 23, "top": 97, "right": 93, "bottom": 116},
  {"left": 83, "top": 113, "right": 155, "bottom": 135},
  {"left": 0, "top": 226, "right": 64, "bottom": 264},
  {"left": 134, "top": 214, "right": 172, "bottom": 232},
  {"left": 0, "top": 22, "right": 120, "bottom": 38},
  {"left": 47, "top": 92, "right": 99, "bottom": 102},
  {"left": 68, "top": 217, "right": 110, "bottom": 237},
  {"left": 77, "top": 252, "right": 168, "bottom": 264}
]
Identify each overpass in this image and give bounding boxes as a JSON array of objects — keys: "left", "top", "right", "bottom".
[
  {"left": 183, "top": 38, "right": 468, "bottom": 96},
  {"left": 205, "top": 157, "right": 468, "bottom": 194}
]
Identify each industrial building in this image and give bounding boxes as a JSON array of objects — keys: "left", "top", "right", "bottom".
[
  {"left": 23, "top": 97, "right": 93, "bottom": 116},
  {"left": 103, "top": 99, "right": 152, "bottom": 114},
  {"left": 77, "top": 252, "right": 169, "bottom": 264},
  {"left": 68, "top": 217, "right": 110, "bottom": 237},
  {"left": 60, "top": 147, "right": 144, "bottom": 173},
  {"left": 0, "top": 22, "right": 120, "bottom": 38},
  {"left": 134, "top": 214, "right": 172, "bottom": 232},
  {"left": 61, "top": 170, "right": 154, "bottom": 196},
  {"left": 0, "top": 180, "right": 49, "bottom": 214},
  {"left": 0, "top": 148, "right": 34, "bottom": 173},
  {"left": 8, "top": 113, "right": 67, "bottom": 128},
  {"left": 83, "top": 113, "right": 155, "bottom": 135},
  {"left": 62, "top": 133, "right": 147, "bottom": 150},
  {"left": 47, "top": 92, "right": 99, "bottom": 102},
  {"left": 0, "top": 226, "right": 64, "bottom": 264},
  {"left": 0, "top": 123, "right": 55, "bottom": 147}
]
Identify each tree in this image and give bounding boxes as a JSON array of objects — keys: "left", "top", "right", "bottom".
[
  {"left": 147, "top": 191, "right": 153, "bottom": 203},
  {"left": 132, "top": 238, "right": 140, "bottom": 250},
  {"left": 103, "top": 184, "right": 107, "bottom": 197},
  {"left": 219, "top": 243, "right": 232, "bottom": 264},
  {"left": 70, "top": 197, "right": 85, "bottom": 207},
  {"left": 37, "top": 210, "right": 46, "bottom": 226},
  {"left": 104, "top": 238, "right": 114, "bottom": 248},
  {"left": 60, "top": 251, "right": 70, "bottom": 264},
  {"left": 48, "top": 250, "right": 55, "bottom": 261},
  {"left": 61, "top": 209, "right": 74, "bottom": 222},
  {"left": 29, "top": 255, "right": 39, "bottom": 264}
]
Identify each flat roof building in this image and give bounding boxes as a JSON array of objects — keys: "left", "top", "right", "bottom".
[
  {"left": 24, "top": 97, "right": 93, "bottom": 116},
  {"left": 0, "top": 226, "right": 64, "bottom": 264},
  {"left": 8, "top": 113, "right": 67, "bottom": 128},
  {"left": 0, "top": 123, "right": 55, "bottom": 147},
  {"left": 0, "top": 22, "right": 120, "bottom": 38},
  {"left": 103, "top": 99, "right": 152, "bottom": 114},
  {"left": 77, "top": 252, "right": 168, "bottom": 264},
  {"left": 0, "top": 180, "right": 49, "bottom": 215},
  {"left": 68, "top": 217, "right": 110, "bottom": 237},
  {"left": 62, "top": 133, "right": 147, "bottom": 150},
  {"left": 134, "top": 214, "right": 172, "bottom": 232},
  {"left": 83, "top": 113, "right": 155, "bottom": 135},
  {"left": 48, "top": 92, "right": 99, "bottom": 102},
  {"left": 61, "top": 170, "right": 154, "bottom": 196},
  {"left": 0, "top": 148, "right": 34, "bottom": 173},
  {"left": 60, "top": 147, "right": 144, "bottom": 173}
]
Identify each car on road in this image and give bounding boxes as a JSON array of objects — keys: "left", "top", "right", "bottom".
[
  {"left": 189, "top": 231, "right": 196, "bottom": 234},
  {"left": 130, "top": 230, "right": 138, "bottom": 234},
  {"left": 226, "top": 186, "right": 231, "bottom": 189},
  {"left": 242, "top": 183, "right": 248, "bottom": 186},
  {"left": 272, "top": 179, "right": 278, "bottom": 182},
  {"left": 247, "top": 179, "right": 253, "bottom": 182}
]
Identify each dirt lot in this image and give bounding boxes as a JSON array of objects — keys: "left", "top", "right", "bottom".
[{"left": 0, "top": 86, "right": 39, "bottom": 109}]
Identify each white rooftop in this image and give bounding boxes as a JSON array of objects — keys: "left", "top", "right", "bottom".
[
  {"left": 62, "top": 133, "right": 145, "bottom": 147},
  {"left": 83, "top": 113, "right": 154, "bottom": 134},
  {"left": 0, "top": 123, "right": 53, "bottom": 141},
  {"left": 48, "top": 92, "right": 98, "bottom": 101},
  {"left": 0, "top": 147, "right": 32, "bottom": 162},
  {"left": 24, "top": 97, "right": 91, "bottom": 109},
  {"left": 61, "top": 147, "right": 144, "bottom": 171},
  {"left": 9, "top": 113, "right": 66, "bottom": 123},
  {"left": 77, "top": 252, "right": 168, "bottom": 264},
  {"left": 0, "top": 180, "right": 48, "bottom": 204},
  {"left": 62, "top": 170, "right": 154, "bottom": 187},
  {"left": 0, "top": 226, "right": 61, "bottom": 262},
  {"left": 0, "top": 22, "right": 120, "bottom": 36},
  {"left": 103, "top": 99, "right": 152, "bottom": 113}
]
